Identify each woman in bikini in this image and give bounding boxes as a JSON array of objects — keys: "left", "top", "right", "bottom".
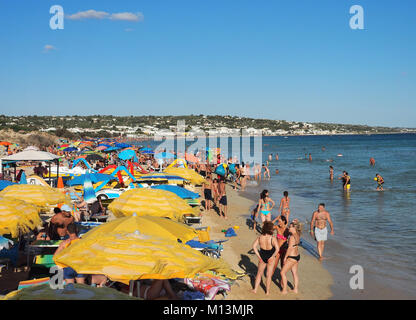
[
  {"left": 279, "top": 191, "right": 291, "bottom": 221},
  {"left": 251, "top": 221, "right": 279, "bottom": 295},
  {"left": 258, "top": 190, "right": 275, "bottom": 223},
  {"left": 271, "top": 215, "right": 289, "bottom": 274},
  {"left": 280, "top": 219, "right": 302, "bottom": 294}
]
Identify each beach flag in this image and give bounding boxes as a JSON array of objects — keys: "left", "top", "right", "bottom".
[
  {"left": 19, "top": 172, "right": 27, "bottom": 184},
  {"left": 83, "top": 172, "right": 97, "bottom": 204}
]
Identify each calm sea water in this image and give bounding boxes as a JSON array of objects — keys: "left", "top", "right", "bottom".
[{"left": 146, "top": 133, "right": 416, "bottom": 298}]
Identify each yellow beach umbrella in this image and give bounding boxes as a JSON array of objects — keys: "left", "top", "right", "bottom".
[
  {"left": 108, "top": 188, "right": 196, "bottom": 221},
  {"left": 2, "top": 283, "right": 140, "bottom": 300},
  {"left": 0, "top": 184, "right": 70, "bottom": 209},
  {"left": 83, "top": 215, "right": 199, "bottom": 243},
  {"left": 54, "top": 230, "right": 238, "bottom": 284},
  {"left": 0, "top": 197, "right": 41, "bottom": 237},
  {"left": 164, "top": 167, "right": 206, "bottom": 185}
]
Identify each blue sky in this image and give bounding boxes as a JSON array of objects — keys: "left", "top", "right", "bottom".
[{"left": 0, "top": 0, "right": 415, "bottom": 127}]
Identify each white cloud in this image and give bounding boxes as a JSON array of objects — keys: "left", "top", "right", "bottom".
[
  {"left": 43, "top": 44, "right": 56, "bottom": 53},
  {"left": 66, "top": 9, "right": 109, "bottom": 20},
  {"left": 66, "top": 9, "right": 143, "bottom": 22}
]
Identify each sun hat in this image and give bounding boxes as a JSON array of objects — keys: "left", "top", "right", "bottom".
[{"left": 60, "top": 204, "right": 72, "bottom": 212}]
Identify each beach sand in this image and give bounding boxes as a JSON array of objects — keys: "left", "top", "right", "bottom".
[{"left": 199, "top": 184, "right": 334, "bottom": 300}]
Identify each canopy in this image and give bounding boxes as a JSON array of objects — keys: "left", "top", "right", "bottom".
[
  {"left": 164, "top": 167, "right": 206, "bottom": 185},
  {"left": 0, "top": 184, "right": 70, "bottom": 208},
  {"left": 66, "top": 173, "right": 116, "bottom": 187},
  {"left": 53, "top": 230, "right": 238, "bottom": 284},
  {"left": 1, "top": 150, "right": 60, "bottom": 162},
  {"left": 151, "top": 185, "right": 200, "bottom": 199},
  {"left": 108, "top": 188, "right": 195, "bottom": 221},
  {"left": 0, "top": 197, "right": 41, "bottom": 237}
]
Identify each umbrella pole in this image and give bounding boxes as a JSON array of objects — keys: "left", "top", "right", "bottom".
[
  {"left": 57, "top": 159, "right": 60, "bottom": 180},
  {"left": 49, "top": 162, "right": 52, "bottom": 186},
  {"left": 129, "top": 280, "right": 134, "bottom": 297}
]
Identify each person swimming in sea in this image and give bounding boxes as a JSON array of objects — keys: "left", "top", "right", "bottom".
[
  {"left": 375, "top": 173, "right": 384, "bottom": 191},
  {"left": 329, "top": 166, "right": 334, "bottom": 181}
]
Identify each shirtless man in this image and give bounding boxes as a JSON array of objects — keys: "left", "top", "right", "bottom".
[
  {"left": 218, "top": 178, "right": 228, "bottom": 219},
  {"left": 279, "top": 191, "right": 291, "bottom": 221},
  {"left": 262, "top": 164, "right": 270, "bottom": 180},
  {"left": 310, "top": 203, "right": 334, "bottom": 261},
  {"left": 49, "top": 205, "right": 75, "bottom": 240}
]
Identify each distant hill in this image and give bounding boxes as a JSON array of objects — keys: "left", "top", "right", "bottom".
[{"left": 0, "top": 115, "right": 414, "bottom": 139}]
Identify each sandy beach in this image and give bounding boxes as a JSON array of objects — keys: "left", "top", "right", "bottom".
[{"left": 198, "top": 184, "right": 334, "bottom": 300}]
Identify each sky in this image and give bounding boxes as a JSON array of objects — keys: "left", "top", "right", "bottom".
[{"left": 0, "top": 0, "right": 415, "bottom": 127}]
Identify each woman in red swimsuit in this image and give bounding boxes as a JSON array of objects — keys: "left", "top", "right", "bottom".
[{"left": 272, "top": 215, "right": 289, "bottom": 274}]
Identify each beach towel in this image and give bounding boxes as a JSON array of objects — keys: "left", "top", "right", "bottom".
[
  {"left": 225, "top": 228, "right": 237, "bottom": 237},
  {"left": 184, "top": 276, "right": 231, "bottom": 300},
  {"left": 183, "top": 290, "right": 205, "bottom": 300}
]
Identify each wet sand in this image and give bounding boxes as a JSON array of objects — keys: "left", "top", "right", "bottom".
[{"left": 198, "top": 184, "right": 334, "bottom": 300}]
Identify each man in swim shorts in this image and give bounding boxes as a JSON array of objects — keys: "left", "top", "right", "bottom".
[
  {"left": 310, "top": 203, "right": 334, "bottom": 261},
  {"left": 218, "top": 178, "right": 228, "bottom": 219},
  {"left": 375, "top": 173, "right": 384, "bottom": 191}
]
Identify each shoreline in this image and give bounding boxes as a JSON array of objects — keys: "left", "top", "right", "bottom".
[{"left": 198, "top": 183, "right": 334, "bottom": 300}]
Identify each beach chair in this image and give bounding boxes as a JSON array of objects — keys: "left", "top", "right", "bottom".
[
  {"left": 183, "top": 214, "right": 202, "bottom": 226},
  {"left": 0, "top": 258, "right": 10, "bottom": 273},
  {"left": 28, "top": 254, "right": 56, "bottom": 279}
]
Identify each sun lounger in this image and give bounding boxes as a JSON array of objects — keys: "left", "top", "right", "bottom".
[
  {"left": 18, "top": 277, "right": 51, "bottom": 290},
  {"left": 183, "top": 214, "right": 202, "bottom": 226}
]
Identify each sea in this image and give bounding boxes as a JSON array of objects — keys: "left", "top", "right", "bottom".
[{"left": 144, "top": 133, "right": 416, "bottom": 299}]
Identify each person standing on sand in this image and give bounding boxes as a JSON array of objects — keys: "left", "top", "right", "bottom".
[
  {"left": 329, "top": 166, "right": 334, "bottom": 181},
  {"left": 279, "top": 191, "right": 291, "bottom": 221},
  {"left": 240, "top": 162, "right": 248, "bottom": 191},
  {"left": 251, "top": 221, "right": 279, "bottom": 295},
  {"left": 218, "top": 178, "right": 228, "bottom": 219},
  {"left": 258, "top": 190, "right": 275, "bottom": 223},
  {"left": 310, "top": 203, "right": 334, "bottom": 261},
  {"left": 212, "top": 178, "right": 219, "bottom": 206},
  {"left": 271, "top": 215, "right": 289, "bottom": 272},
  {"left": 203, "top": 174, "right": 213, "bottom": 211},
  {"left": 280, "top": 219, "right": 302, "bottom": 294}
]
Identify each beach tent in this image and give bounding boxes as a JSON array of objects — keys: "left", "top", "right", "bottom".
[
  {"left": 151, "top": 185, "right": 200, "bottom": 199},
  {"left": 108, "top": 188, "right": 195, "bottom": 221}
]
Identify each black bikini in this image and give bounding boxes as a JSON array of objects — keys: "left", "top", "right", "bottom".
[
  {"left": 287, "top": 236, "right": 301, "bottom": 262},
  {"left": 259, "top": 237, "right": 276, "bottom": 263}
]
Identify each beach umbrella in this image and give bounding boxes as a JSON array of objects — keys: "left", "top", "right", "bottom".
[
  {"left": 118, "top": 149, "right": 138, "bottom": 162},
  {"left": 0, "top": 185, "right": 70, "bottom": 208},
  {"left": 53, "top": 229, "right": 238, "bottom": 285},
  {"left": 0, "top": 141, "right": 12, "bottom": 146},
  {"left": 0, "top": 235, "right": 13, "bottom": 250},
  {"left": 97, "top": 144, "right": 112, "bottom": 148},
  {"left": 85, "top": 154, "right": 105, "bottom": 162},
  {"left": 2, "top": 283, "right": 140, "bottom": 300},
  {"left": 115, "top": 143, "right": 132, "bottom": 149},
  {"left": 151, "top": 185, "right": 200, "bottom": 200},
  {"left": 66, "top": 173, "right": 116, "bottom": 187},
  {"left": 164, "top": 167, "right": 206, "bottom": 185},
  {"left": 108, "top": 188, "right": 196, "bottom": 221},
  {"left": 134, "top": 173, "right": 188, "bottom": 184},
  {"left": 155, "top": 152, "right": 175, "bottom": 160},
  {"left": 80, "top": 215, "right": 199, "bottom": 244},
  {"left": 60, "top": 144, "right": 70, "bottom": 148},
  {"left": 0, "top": 197, "right": 41, "bottom": 237},
  {"left": 63, "top": 147, "right": 78, "bottom": 152},
  {"left": 0, "top": 180, "right": 16, "bottom": 192},
  {"left": 102, "top": 146, "right": 121, "bottom": 153}
]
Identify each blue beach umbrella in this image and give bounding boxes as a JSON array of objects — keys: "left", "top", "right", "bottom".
[
  {"left": 0, "top": 236, "right": 14, "bottom": 250},
  {"left": 154, "top": 152, "right": 175, "bottom": 160},
  {"left": 63, "top": 147, "right": 78, "bottom": 152},
  {"left": 118, "top": 149, "right": 138, "bottom": 162},
  {"left": 151, "top": 185, "right": 200, "bottom": 199}
]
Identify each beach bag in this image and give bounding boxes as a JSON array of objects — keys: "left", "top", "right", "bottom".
[
  {"left": 228, "top": 164, "right": 236, "bottom": 174},
  {"left": 215, "top": 164, "right": 226, "bottom": 177},
  {"left": 225, "top": 228, "right": 237, "bottom": 237}
]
